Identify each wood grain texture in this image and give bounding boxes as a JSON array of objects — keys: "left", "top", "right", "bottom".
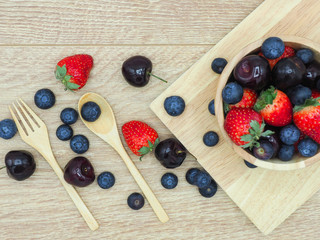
[
  {"left": 151, "top": 0, "right": 320, "bottom": 236},
  {"left": 0, "top": 0, "right": 320, "bottom": 239},
  {"left": 0, "top": 0, "right": 263, "bottom": 45}
]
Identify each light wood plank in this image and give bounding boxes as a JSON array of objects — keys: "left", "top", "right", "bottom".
[
  {"left": 0, "top": 0, "right": 263, "bottom": 45},
  {"left": 1, "top": 46, "right": 320, "bottom": 239}
]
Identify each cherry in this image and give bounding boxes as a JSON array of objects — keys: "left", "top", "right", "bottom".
[
  {"left": 4, "top": 151, "right": 36, "bottom": 181},
  {"left": 122, "top": 55, "right": 167, "bottom": 87},
  {"left": 64, "top": 157, "right": 95, "bottom": 187}
]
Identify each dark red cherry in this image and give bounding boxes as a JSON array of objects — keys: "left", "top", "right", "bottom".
[
  {"left": 5, "top": 151, "right": 36, "bottom": 181},
  {"left": 64, "top": 157, "right": 95, "bottom": 187}
]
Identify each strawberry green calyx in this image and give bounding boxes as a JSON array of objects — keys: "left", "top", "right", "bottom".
[
  {"left": 240, "top": 120, "right": 274, "bottom": 150},
  {"left": 293, "top": 97, "right": 320, "bottom": 112},
  {"left": 55, "top": 65, "right": 80, "bottom": 91},
  {"left": 254, "top": 86, "right": 277, "bottom": 112},
  {"left": 138, "top": 138, "right": 160, "bottom": 161}
]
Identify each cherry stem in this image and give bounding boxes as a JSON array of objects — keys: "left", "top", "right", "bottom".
[
  {"left": 147, "top": 72, "right": 167, "bottom": 83},
  {"left": 0, "top": 166, "right": 6, "bottom": 170}
]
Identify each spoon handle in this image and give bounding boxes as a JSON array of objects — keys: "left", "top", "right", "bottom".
[{"left": 115, "top": 143, "right": 169, "bottom": 223}]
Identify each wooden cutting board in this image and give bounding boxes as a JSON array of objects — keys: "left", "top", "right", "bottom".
[{"left": 150, "top": 0, "right": 320, "bottom": 235}]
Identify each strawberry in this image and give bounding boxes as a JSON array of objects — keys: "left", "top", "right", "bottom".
[
  {"left": 293, "top": 97, "right": 320, "bottom": 144},
  {"left": 55, "top": 54, "right": 93, "bottom": 91},
  {"left": 229, "top": 88, "right": 257, "bottom": 109},
  {"left": 122, "top": 120, "right": 159, "bottom": 159},
  {"left": 259, "top": 46, "right": 295, "bottom": 69},
  {"left": 254, "top": 86, "right": 292, "bottom": 127},
  {"left": 224, "top": 108, "right": 273, "bottom": 149},
  {"left": 311, "top": 89, "right": 320, "bottom": 99}
]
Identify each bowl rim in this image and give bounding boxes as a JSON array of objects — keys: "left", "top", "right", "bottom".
[{"left": 215, "top": 35, "right": 320, "bottom": 171}]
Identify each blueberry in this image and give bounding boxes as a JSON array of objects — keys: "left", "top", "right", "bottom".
[
  {"left": 0, "top": 119, "right": 17, "bottom": 140},
  {"left": 161, "top": 173, "right": 178, "bottom": 189},
  {"left": 199, "top": 180, "right": 218, "bottom": 198},
  {"left": 56, "top": 124, "right": 73, "bottom": 141},
  {"left": 278, "top": 144, "right": 295, "bottom": 161},
  {"left": 298, "top": 138, "right": 318, "bottom": 157},
  {"left": 194, "top": 171, "right": 211, "bottom": 188},
  {"left": 286, "top": 85, "right": 311, "bottom": 105},
  {"left": 34, "top": 88, "right": 55, "bottom": 109},
  {"left": 127, "top": 192, "right": 144, "bottom": 210},
  {"left": 70, "top": 135, "right": 89, "bottom": 154},
  {"left": 81, "top": 102, "right": 101, "bottom": 122},
  {"left": 185, "top": 168, "right": 201, "bottom": 185},
  {"left": 222, "top": 82, "right": 243, "bottom": 104},
  {"left": 261, "top": 37, "right": 285, "bottom": 59},
  {"left": 244, "top": 160, "right": 257, "bottom": 168},
  {"left": 164, "top": 96, "right": 185, "bottom": 116},
  {"left": 97, "top": 172, "right": 115, "bottom": 189},
  {"left": 296, "top": 48, "right": 314, "bottom": 65},
  {"left": 203, "top": 131, "right": 219, "bottom": 147},
  {"left": 280, "top": 124, "right": 300, "bottom": 145},
  {"left": 211, "top": 58, "right": 228, "bottom": 74},
  {"left": 208, "top": 99, "right": 215, "bottom": 115},
  {"left": 60, "top": 108, "right": 78, "bottom": 125},
  {"left": 253, "top": 140, "right": 274, "bottom": 160}
]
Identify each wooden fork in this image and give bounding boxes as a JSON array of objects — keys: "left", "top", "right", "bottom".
[{"left": 9, "top": 99, "right": 99, "bottom": 231}]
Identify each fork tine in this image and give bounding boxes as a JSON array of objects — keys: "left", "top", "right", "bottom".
[
  {"left": 12, "top": 102, "right": 30, "bottom": 135},
  {"left": 19, "top": 99, "right": 43, "bottom": 126},
  {"left": 16, "top": 100, "right": 38, "bottom": 130},
  {"left": 9, "top": 106, "right": 27, "bottom": 137}
]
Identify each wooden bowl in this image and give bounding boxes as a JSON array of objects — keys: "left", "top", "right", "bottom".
[{"left": 215, "top": 36, "right": 320, "bottom": 171}]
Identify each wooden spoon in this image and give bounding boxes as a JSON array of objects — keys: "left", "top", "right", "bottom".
[{"left": 78, "top": 92, "right": 169, "bottom": 223}]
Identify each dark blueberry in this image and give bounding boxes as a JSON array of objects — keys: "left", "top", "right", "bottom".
[
  {"left": 208, "top": 99, "right": 215, "bottom": 115},
  {"left": 155, "top": 138, "right": 187, "bottom": 169},
  {"left": 97, "top": 172, "right": 115, "bottom": 189},
  {"left": 253, "top": 140, "right": 274, "bottom": 160},
  {"left": 261, "top": 37, "right": 285, "bottom": 59},
  {"left": 286, "top": 84, "right": 311, "bottom": 105},
  {"left": 161, "top": 173, "right": 178, "bottom": 189},
  {"left": 298, "top": 138, "right": 318, "bottom": 157},
  {"left": 296, "top": 48, "right": 314, "bottom": 65},
  {"left": 81, "top": 101, "right": 101, "bottom": 122},
  {"left": 70, "top": 135, "right": 89, "bottom": 154},
  {"left": 5, "top": 151, "right": 36, "bottom": 181},
  {"left": 195, "top": 171, "right": 211, "bottom": 188},
  {"left": 279, "top": 124, "right": 300, "bottom": 145},
  {"left": 244, "top": 160, "right": 257, "bottom": 168},
  {"left": 64, "top": 157, "right": 95, "bottom": 187},
  {"left": 199, "top": 180, "right": 218, "bottom": 198},
  {"left": 211, "top": 58, "right": 228, "bottom": 74},
  {"left": 34, "top": 88, "right": 55, "bottom": 109},
  {"left": 60, "top": 108, "right": 78, "bottom": 125},
  {"left": 203, "top": 131, "right": 219, "bottom": 147},
  {"left": 278, "top": 144, "right": 295, "bottom": 161},
  {"left": 0, "top": 119, "right": 17, "bottom": 140},
  {"left": 186, "top": 168, "right": 201, "bottom": 185},
  {"left": 222, "top": 82, "right": 243, "bottom": 104},
  {"left": 164, "top": 96, "right": 185, "bottom": 116},
  {"left": 56, "top": 124, "right": 73, "bottom": 141},
  {"left": 127, "top": 193, "right": 145, "bottom": 210}
]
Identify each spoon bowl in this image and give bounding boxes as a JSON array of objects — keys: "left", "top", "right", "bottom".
[{"left": 78, "top": 92, "right": 169, "bottom": 223}]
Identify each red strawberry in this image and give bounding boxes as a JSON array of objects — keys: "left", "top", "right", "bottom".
[
  {"left": 224, "top": 108, "right": 272, "bottom": 148},
  {"left": 254, "top": 86, "right": 292, "bottom": 127},
  {"left": 229, "top": 88, "right": 257, "bottom": 109},
  {"left": 55, "top": 54, "right": 93, "bottom": 91},
  {"left": 259, "top": 46, "right": 295, "bottom": 69},
  {"left": 311, "top": 89, "right": 320, "bottom": 99},
  {"left": 122, "top": 120, "right": 159, "bottom": 159},
  {"left": 293, "top": 98, "right": 320, "bottom": 144}
]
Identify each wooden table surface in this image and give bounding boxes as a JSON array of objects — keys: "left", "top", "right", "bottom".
[{"left": 0, "top": 1, "right": 319, "bottom": 239}]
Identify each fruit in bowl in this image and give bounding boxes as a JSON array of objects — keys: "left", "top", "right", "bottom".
[{"left": 215, "top": 36, "right": 320, "bottom": 171}]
